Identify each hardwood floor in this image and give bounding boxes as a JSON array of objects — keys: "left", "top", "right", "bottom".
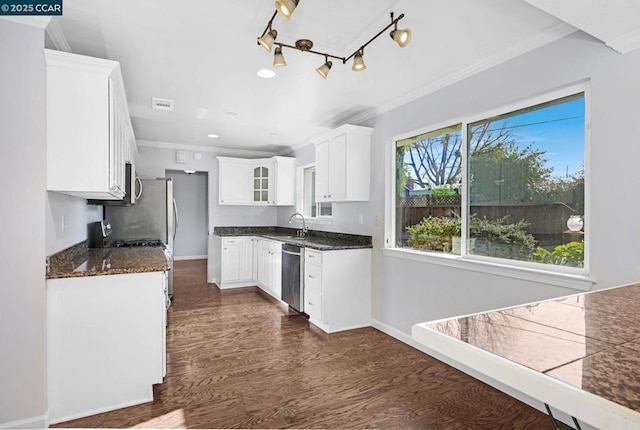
[{"left": 55, "top": 259, "right": 554, "bottom": 429}]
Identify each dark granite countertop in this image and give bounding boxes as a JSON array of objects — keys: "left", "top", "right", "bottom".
[
  {"left": 416, "top": 283, "right": 640, "bottom": 424},
  {"left": 214, "top": 226, "right": 372, "bottom": 251},
  {"left": 47, "top": 245, "right": 169, "bottom": 279}
]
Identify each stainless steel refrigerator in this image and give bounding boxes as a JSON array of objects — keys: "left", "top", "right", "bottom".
[{"left": 105, "top": 178, "right": 177, "bottom": 296}]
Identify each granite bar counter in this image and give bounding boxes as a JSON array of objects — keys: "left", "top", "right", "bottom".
[
  {"left": 47, "top": 241, "right": 169, "bottom": 279},
  {"left": 213, "top": 226, "right": 372, "bottom": 251},
  {"left": 412, "top": 284, "right": 640, "bottom": 430}
]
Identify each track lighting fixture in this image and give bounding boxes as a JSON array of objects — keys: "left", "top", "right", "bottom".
[
  {"left": 257, "top": 9, "right": 410, "bottom": 79},
  {"left": 390, "top": 23, "right": 412, "bottom": 48},
  {"left": 257, "top": 28, "right": 278, "bottom": 52},
  {"left": 316, "top": 57, "right": 332, "bottom": 79},
  {"left": 352, "top": 50, "right": 366, "bottom": 72},
  {"left": 275, "top": 0, "right": 299, "bottom": 21},
  {"left": 273, "top": 46, "right": 287, "bottom": 67}
]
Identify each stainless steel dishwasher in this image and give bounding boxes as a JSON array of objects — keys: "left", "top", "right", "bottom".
[{"left": 281, "top": 244, "right": 308, "bottom": 318}]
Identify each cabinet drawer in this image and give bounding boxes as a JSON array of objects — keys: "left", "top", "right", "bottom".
[
  {"left": 304, "top": 263, "right": 322, "bottom": 293},
  {"left": 305, "top": 288, "right": 322, "bottom": 320},
  {"left": 305, "top": 249, "right": 322, "bottom": 264},
  {"left": 222, "top": 238, "right": 240, "bottom": 246}
]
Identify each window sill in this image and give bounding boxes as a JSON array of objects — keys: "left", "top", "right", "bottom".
[{"left": 382, "top": 247, "right": 595, "bottom": 291}]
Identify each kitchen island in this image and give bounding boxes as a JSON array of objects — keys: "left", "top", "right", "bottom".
[
  {"left": 46, "top": 242, "right": 168, "bottom": 425},
  {"left": 412, "top": 283, "right": 640, "bottom": 430}
]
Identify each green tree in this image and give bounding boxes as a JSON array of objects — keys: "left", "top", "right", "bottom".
[{"left": 398, "top": 120, "right": 552, "bottom": 197}]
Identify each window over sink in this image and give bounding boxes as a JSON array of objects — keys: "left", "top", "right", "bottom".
[{"left": 297, "top": 164, "right": 332, "bottom": 223}]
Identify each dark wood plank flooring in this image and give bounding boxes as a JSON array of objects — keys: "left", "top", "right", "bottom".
[{"left": 55, "top": 259, "right": 554, "bottom": 429}]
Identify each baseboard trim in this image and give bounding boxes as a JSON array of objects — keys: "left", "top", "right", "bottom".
[
  {"left": 174, "top": 255, "right": 207, "bottom": 261},
  {"left": 0, "top": 413, "right": 48, "bottom": 429},
  {"left": 48, "top": 396, "right": 153, "bottom": 425}
]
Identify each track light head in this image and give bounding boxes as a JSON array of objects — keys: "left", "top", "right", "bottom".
[
  {"left": 352, "top": 51, "right": 366, "bottom": 72},
  {"left": 316, "top": 60, "right": 332, "bottom": 79},
  {"left": 273, "top": 46, "right": 287, "bottom": 67},
  {"left": 390, "top": 27, "right": 411, "bottom": 48},
  {"left": 275, "top": 0, "right": 299, "bottom": 21},
  {"left": 258, "top": 29, "right": 278, "bottom": 52}
]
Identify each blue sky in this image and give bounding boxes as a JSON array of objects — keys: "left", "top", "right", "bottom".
[{"left": 496, "top": 96, "right": 585, "bottom": 178}]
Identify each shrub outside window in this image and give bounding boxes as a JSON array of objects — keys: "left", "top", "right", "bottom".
[{"left": 394, "top": 92, "right": 586, "bottom": 269}]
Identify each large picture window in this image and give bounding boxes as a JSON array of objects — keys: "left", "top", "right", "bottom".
[{"left": 393, "top": 91, "right": 586, "bottom": 271}]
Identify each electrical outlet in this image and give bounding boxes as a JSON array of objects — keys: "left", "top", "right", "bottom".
[
  {"left": 358, "top": 214, "right": 364, "bottom": 225},
  {"left": 374, "top": 215, "right": 381, "bottom": 226},
  {"left": 61, "top": 215, "right": 66, "bottom": 233}
]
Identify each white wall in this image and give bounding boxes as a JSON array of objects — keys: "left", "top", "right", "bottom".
[
  {"left": 279, "top": 32, "right": 640, "bottom": 335},
  {"left": 136, "top": 145, "right": 279, "bottom": 231},
  {"left": 0, "top": 19, "right": 47, "bottom": 428},
  {"left": 45, "top": 192, "right": 102, "bottom": 255}
]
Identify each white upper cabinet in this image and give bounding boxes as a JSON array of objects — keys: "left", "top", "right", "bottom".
[
  {"left": 45, "top": 49, "right": 136, "bottom": 200},
  {"left": 218, "top": 156, "right": 295, "bottom": 206},
  {"left": 218, "top": 157, "right": 251, "bottom": 205},
  {"left": 313, "top": 124, "right": 372, "bottom": 202}
]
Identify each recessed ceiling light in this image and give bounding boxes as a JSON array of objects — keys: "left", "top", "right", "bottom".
[
  {"left": 257, "top": 68, "right": 276, "bottom": 79},
  {"left": 226, "top": 111, "right": 239, "bottom": 117},
  {"left": 207, "top": 133, "right": 219, "bottom": 138}
]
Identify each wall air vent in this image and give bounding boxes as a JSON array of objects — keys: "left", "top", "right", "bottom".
[
  {"left": 176, "top": 150, "right": 186, "bottom": 164},
  {"left": 151, "top": 97, "right": 174, "bottom": 111}
]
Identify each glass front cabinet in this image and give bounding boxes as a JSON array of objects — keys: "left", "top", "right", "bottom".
[{"left": 252, "top": 163, "right": 272, "bottom": 204}]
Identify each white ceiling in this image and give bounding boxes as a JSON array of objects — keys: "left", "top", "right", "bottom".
[
  {"left": 524, "top": 0, "right": 640, "bottom": 54},
  {"left": 50, "top": 0, "right": 585, "bottom": 154}
]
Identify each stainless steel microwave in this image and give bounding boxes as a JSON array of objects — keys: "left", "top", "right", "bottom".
[{"left": 87, "top": 163, "right": 141, "bottom": 206}]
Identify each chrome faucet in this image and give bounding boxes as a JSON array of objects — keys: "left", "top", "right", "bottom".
[{"left": 288, "top": 212, "right": 308, "bottom": 236}]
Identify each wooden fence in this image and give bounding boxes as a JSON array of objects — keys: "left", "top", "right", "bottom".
[{"left": 396, "top": 195, "right": 583, "bottom": 246}]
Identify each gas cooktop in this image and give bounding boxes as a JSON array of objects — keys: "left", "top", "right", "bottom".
[{"left": 108, "top": 239, "right": 164, "bottom": 248}]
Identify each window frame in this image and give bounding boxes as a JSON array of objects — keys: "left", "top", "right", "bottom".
[
  {"left": 296, "top": 163, "right": 333, "bottom": 226},
  {"left": 384, "top": 82, "right": 593, "bottom": 290}
]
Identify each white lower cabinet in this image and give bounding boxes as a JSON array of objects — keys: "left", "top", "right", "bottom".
[
  {"left": 220, "top": 237, "right": 254, "bottom": 284},
  {"left": 257, "top": 239, "right": 282, "bottom": 300},
  {"left": 211, "top": 236, "right": 281, "bottom": 299},
  {"left": 47, "top": 271, "right": 166, "bottom": 424},
  {"left": 211, "top": 235, "right": 372, "bottom": 333},
  {"left": 304, "top": 248, "right": 372, "bottom": 333}
]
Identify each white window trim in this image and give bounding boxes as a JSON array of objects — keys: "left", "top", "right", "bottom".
[
  {"left": 296, "top": 163, "right": 333, "bottom": 226},
  {"left": 384, "top": 81, "right": 593, "bottom": 290}
]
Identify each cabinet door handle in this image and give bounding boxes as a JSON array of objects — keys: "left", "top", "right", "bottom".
[
  {"left": 308, "top": 275, "right": 315, "bottom": 279},
  {"left": 308, "top": 301, "right": 315, "bottom": 306}
]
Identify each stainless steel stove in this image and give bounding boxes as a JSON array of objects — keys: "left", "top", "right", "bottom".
[{"left": 109, "top": 238, "right": 164, "bottom": 248}]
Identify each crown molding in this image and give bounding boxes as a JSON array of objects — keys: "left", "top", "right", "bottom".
[
  {"left": 137, "top": 139, "right": 277, "bottom": 158},
  {"left": 606, "top": 28, "right": 640, "bottom": 54},
  {"left": 343, "top": 22, "right": 579, "bottom": 125},
  {"left": 0, "top": 16, "right": 50, "bottom": 28},
  {"left": 45, "top": 18, "right": 71, "bottom": 52},
  {"left": 44, "top": 48, "right": 119, "bottom": 74}
]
